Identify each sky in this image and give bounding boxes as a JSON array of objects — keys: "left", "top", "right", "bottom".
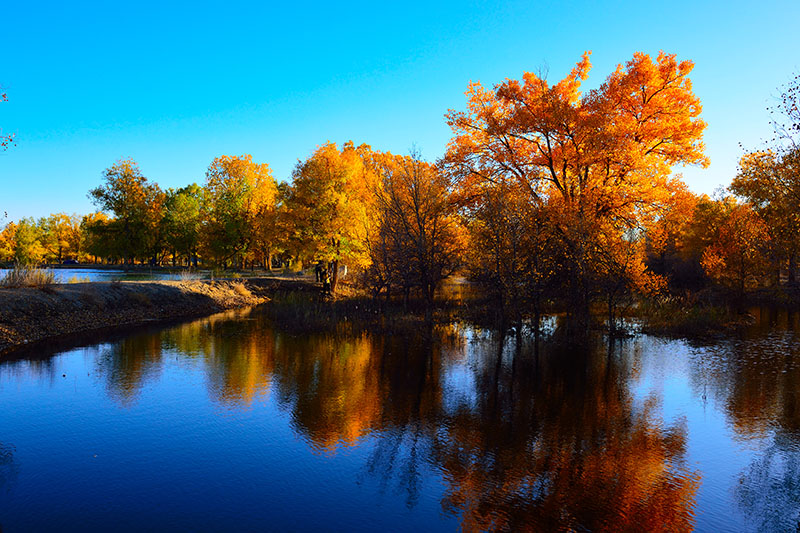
[{"left": 1, "top": 0, "right": 799, "bottom": 223}]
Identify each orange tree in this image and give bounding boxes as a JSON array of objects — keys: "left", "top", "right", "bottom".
[{"left": 445, "top": 51, "right": 707, "bottom": 326}]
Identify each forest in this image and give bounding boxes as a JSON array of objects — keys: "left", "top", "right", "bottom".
[{"left": 2, "top": 52, "right": 799, "bottom": 331}]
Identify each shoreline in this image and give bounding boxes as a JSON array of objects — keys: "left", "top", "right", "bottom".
[{"left": 0, "top": 278, "right": 317, "bottom": 359}]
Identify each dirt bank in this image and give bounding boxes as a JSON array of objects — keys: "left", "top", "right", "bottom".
[{"left": 0, "top": 279, "right": 285, "bottom": 357}]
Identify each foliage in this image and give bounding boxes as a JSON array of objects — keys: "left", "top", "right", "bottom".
[
  {"left": 162, "top": 184, "right": 203, "bottom": 266},
  {"left": 445, "top": 51, "right": 707, "bottom": 327},
  {"left": 201, "top": 155, "right": 277, "bottom": 266},
  {"left": 365, "top": 151, "right": 464, "bottom": 307},
  {"left": 731, "top": 148, "right": 800, "bottom": 283},
  {"left": 701, "top": 202, "right": 772, "bottom": 297},
  {"left": 283, "top": 141, "right": 379, "bottom": 291},
  {"left": 89, "top": 159, "right": 165, "bottom": 263}
]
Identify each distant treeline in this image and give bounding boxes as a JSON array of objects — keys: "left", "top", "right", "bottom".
[{"left": 2, "top": 54, "right": 799, "bottom": 328}]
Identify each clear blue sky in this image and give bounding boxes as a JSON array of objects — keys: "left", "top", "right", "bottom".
[{"left": 1, "top": 0, "right": 799, "bottom": 222}]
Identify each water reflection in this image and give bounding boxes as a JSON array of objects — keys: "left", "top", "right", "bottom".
[
  {"left": 80, "top": 310, "right": 702, "bottom": 530},
  {"left": 690, "top": 308, "right": 800, "bottom": 531},
  {"left": 0, "top": 442, "right": 17, "bottom": 494},
  {"left": 8, "top": 304, "right": 800, "bottom": 530}
]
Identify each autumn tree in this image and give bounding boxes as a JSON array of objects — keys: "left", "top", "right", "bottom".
[
  {"left": 465, "top": 179, "right": 555, "bottom": 331},
  {"left": 731, "top": 71, "right": 800, "bottom": 285},
  {"left": 89, "top": 159, "right": 165, "bottom": 265},
  {"left": 0, "top": 222, "right": 17, "bottom": 262},
  {"left": 38, "top": 213, "right": 83, "bottom": 263},
  {"left": 283, "top": 141, "right": 379, "bottom": 291},
  {"left": 82, "top": 212, "right": 116, "bottom": 263},
  {"left": 201, "top": 155, "right": 277, "bottom": 267},
  {"left": 701, "top": 202, "right": 772, "bottom": 301},
  {"left": 370, "top": 151, "right": 464, "bottom": 312},
  {"left": 445, "top": 51, "right": 707, "bottom": 328}
]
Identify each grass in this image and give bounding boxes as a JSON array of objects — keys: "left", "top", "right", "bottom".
[
  {"left": 637, "top": 296, "right": 746, "bottom": 337},
  {"left": 0, "top": 266, "right": 56, "bottom": 288}
]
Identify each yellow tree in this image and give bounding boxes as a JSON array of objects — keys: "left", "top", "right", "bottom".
[
  {"left": 446, "top": 51, "right": 707, "bottom": 326},
  {"left": 201, "top": 155, "right": 277, "bottom": 267},
  {"left": 0, "top": 222, "right": 17, "bottom": 262},
  {"left": 12, "top": 218, "right": 46, "bottom": 265},
  {"left": 38, "top": 213, "right": 83, "bottom": 263},
  {"left": 283, "top": 141, "right": 379, "bottom": 291},
  {"left": 465, "top": 178, "right": 555, "bottom": 330}
]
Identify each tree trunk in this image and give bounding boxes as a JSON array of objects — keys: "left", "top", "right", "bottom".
[{"left": 331, "top": 259, "right": 340, "bottom": 293}]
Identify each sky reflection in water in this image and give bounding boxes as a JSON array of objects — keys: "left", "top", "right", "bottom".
[{"left": 0, "top": 307, "right": 799, "bottom": 531}]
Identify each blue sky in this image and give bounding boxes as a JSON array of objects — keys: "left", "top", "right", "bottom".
[{"left": 1, "top": 0, "right": 799, "bottom": 222}]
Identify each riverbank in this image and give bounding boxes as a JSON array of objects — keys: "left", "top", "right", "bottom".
[{"left": 0, "top": 279, "right": 284, "bottom": 357}]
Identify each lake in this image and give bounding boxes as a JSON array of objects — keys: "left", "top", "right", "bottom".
[
  {"left": 0, "top": 268, "right": 199, "bottom": 283},
  {"left": 0, "top": 306, "right": 798, "bottom": 531}
]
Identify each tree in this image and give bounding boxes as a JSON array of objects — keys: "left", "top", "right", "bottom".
[
  {"left": 89, "top": 159, "right": 165, "bottom": 265},
  {"left": 38, "top": 213, "right": 82, "bottom": 263},
  {"left": 283, "top": 141, "right": 379, "bottom": 291},
  {"left": 13, "top": 218, "right": 45, "bottom": 265},
  {"left": 464, "top": 178, "right": 554, "bottom": 330},
  {"left": 0, "top": 222, "right": 17, "bottom": 262},
  {"left": 370, "top": 151, "right": 464, "bottom": 312},
  {"left": 163, "top": 184, "right": 203, "bottom": 266},
  {"left": 701, "top": 203, "right": 772, "bottom": 302},
  {"left": 730, "top": 149, "right": 800, "bottom": 284},
  {"left": 82, "top": 212, "right": 116, "bottom": 263},
  {"left": 445, "top": 51, "right": 707, "bottom": 327},
  {"left": 201, "top": 155, "right": 277, "bottom": 267}
]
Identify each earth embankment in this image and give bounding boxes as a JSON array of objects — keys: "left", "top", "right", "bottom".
[{"left": 0, "top": 279, "right": 307, "bottom": 357}]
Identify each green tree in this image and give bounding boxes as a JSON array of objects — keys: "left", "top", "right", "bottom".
[
  {"left": 13, "top": 218, "right": 45, "bottom": 265},
  {"left": 163, "top": 184, "right": 203, "bottom": 266}
]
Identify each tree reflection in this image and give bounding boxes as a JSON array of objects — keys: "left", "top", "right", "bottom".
[
  {"left": 431, "top": 335, "right": 699, "bottom": 532},
  {"left": 695, "top": 309, "right": 800, "bottom": 530},
  {"left": 94, "top": 333, "right": 164, "bottom": 406},
  {"left": 89, "top": 310, "right": 700, "bottom": 530}
]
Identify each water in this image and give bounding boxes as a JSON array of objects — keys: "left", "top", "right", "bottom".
[
  {"left": 0, "top": 308, "right": 799, "bottom": 531},
  {"left": 0, "top": 268, "right": 201, "bottom": 283}
]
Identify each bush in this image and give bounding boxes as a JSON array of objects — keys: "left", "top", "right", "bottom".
[{"left": 0, "top": 266, "right": 56, "bottom": 288}]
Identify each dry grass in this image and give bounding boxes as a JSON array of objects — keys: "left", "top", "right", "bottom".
[
  {"left": 231, "top": 282, "right": 252, "bottom": 298},
  {"left": 0, "top": 266, "right": 56, "bottom": 288}
]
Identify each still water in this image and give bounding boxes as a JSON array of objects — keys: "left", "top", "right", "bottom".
[
  {"left": 0, "top": 307, "right": 798, "bottom": 531},
  {"left": 0, "top": 268, "right": 200, "bottom": 283}
]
